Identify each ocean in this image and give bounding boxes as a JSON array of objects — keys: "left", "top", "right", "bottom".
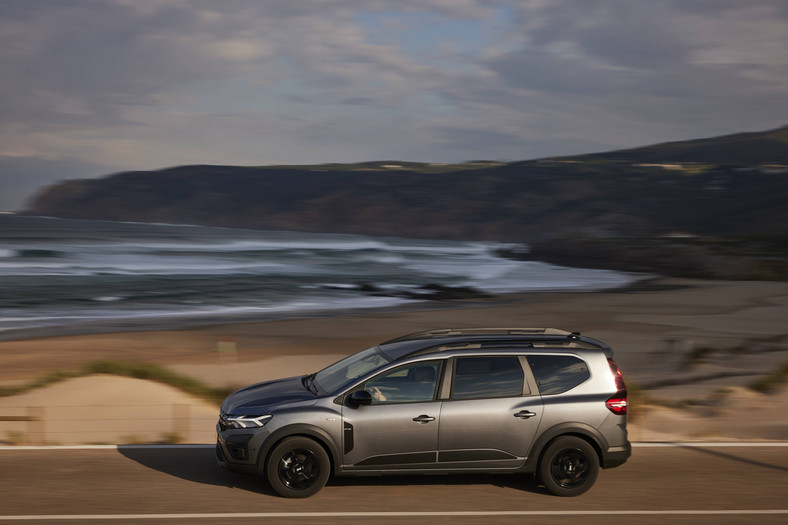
[{"left": 0, "top": 215, "right": 638, "bottom": 340}]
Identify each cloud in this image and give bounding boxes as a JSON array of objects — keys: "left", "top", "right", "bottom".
[
  {"left": 0, "top": 0, "right": 787, "bottom": 208},
  {"left": 474, "top": 0, "right": 788, "bottom": 145}
]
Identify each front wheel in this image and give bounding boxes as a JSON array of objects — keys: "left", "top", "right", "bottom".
[
  {"left": 538, "top": 436, "right": 599, "bottom": 497},
  {"left": 265, "top": 437, "right": 330, "bottom": 498}
]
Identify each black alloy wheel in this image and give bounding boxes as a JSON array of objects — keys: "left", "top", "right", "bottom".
[
  {"left": 279, "top": 448, "right": 320, "bottom": 489},
  {"left": 538, "top": 436, "right": 599, "bottom": 497},
  {"left": 265, "top": 437, "right": 331, "bottom": 498}
]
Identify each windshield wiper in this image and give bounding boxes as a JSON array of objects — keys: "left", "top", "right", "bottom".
[{"left": 302, "top": 373, "right": 319, "bottom": 395}]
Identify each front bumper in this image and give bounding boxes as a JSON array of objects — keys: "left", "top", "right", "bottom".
[
  {"left": 216, "top": 438, "right": 259, "bottom": 475},
  {"left": 216, "top": 421, "right": 268, "bottom": 475}
]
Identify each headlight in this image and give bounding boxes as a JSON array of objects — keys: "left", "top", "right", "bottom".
[{"left": 220, "top": 413, "right": 272, "bottom": 429}]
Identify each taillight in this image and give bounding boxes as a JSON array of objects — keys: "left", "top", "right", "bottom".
[
  {"left": 608, "top": 358, "right": 626, "bottom": 391},
  {"left": 606, "top": 395, "right": 628, "bottom": 415},
  {"left": 606, "top": 358, "right": 628, "bottom": 415}
]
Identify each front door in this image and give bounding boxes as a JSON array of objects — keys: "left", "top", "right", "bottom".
[{"left": 341, "top": 360, "right": 443, "bottom": 471}]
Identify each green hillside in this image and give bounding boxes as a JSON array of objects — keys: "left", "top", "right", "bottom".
[{"left": 567, "top": 125, "right": 788, "bottom": 165}]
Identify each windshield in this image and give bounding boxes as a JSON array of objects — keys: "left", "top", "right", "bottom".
[{"left": 313, "top": 346, "right": 392, "bottom": 394}]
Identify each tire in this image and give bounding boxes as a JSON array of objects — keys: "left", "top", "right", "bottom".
[
  {"left": 265, "top": 437, "right": 331, "bottom": 498},
  {"left": 538, "top": 436, "right": 599, "bottom": 497}
]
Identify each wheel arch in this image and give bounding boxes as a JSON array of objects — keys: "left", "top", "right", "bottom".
[
  {"left": 522, "top": 422, "right": 608, "bottom": 473},
  {"left": 256, "top": 424, "right": 342, "bottom": 476}
]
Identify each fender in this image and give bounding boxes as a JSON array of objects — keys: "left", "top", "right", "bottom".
[
  {"left": 520, "top": 422, "right": 609, "bottom": 473},
  {"left": 255, "top": 423, "right": 343, "bottom": 475}
]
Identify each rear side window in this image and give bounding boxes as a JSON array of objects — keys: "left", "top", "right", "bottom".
[
  {"left": 452, "top": 356, "right": 524, "bottom": 399},
  {"left": 528, "top": 355, "right": 590, "bottom": 395}
]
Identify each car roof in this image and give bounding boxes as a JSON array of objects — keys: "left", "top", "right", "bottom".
[{"left": 378, "top": 327, "right": 613, "bottom": 360}]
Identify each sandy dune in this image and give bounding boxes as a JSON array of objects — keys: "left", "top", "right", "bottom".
[{"left": 0, "top": 374, "right": 218, "bottom": 445}]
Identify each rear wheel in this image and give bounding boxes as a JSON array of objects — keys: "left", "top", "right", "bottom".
[
  {"left": 538, "top": 436, "right": 599, "bottom": 497},
  {"left": 265, "top": 437, "right": 330, "bottom": 498}
]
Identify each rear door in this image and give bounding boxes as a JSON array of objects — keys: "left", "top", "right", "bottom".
[{"left": 437, "top": 355, "right": 543, "bottom": 469}]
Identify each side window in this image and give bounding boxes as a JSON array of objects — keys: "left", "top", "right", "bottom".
[
  {"left": 528, "top": 355, "right": 590, "bottom": 395},
  {"left": 452, "top": 356, "right": 524, "bottom": 400},
  {"left": 364, "top": 361, "right": 441, "bottom": 404}
]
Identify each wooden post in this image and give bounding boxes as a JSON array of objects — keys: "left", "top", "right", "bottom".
[
  {"left": 217, "top": 337, "right": 240, "bottom": 386},
  {"left": 28, "top": 407, "right": 45, "bottom": 445},
  {"left": 172, "top": 404, "right": 190, "bottom": 443}
]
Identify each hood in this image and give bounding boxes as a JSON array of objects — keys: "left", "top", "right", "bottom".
[{"left": 221, "top": 375, "right": 317, "bottom": 414}]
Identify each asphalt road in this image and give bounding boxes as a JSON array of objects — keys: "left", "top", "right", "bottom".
[{"left": 0, "top": 444, "right": 786, "bottom": 524}]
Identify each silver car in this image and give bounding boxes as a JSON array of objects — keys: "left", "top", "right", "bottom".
[{"left": 216, "top": 328, "right": 631, "bottom": 497}]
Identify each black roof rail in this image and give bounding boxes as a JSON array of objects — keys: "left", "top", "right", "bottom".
[{"left": 381, "top": 327, "right": 573, "bottom": 345}]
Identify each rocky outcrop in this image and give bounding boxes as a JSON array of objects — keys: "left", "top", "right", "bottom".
[{"left": 501, "top": 237, "right": 788, "bottom": 281}]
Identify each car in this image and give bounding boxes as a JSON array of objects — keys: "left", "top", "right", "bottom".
[{"left": 216, "top": 327, "right": 631, "bottom": 497}]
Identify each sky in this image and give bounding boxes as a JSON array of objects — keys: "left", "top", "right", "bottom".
[{"left": 1, "top": 0, "right": 787, "bottom": 210}]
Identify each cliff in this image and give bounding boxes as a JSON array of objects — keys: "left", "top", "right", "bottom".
[{"left": 23, "top": 126, "right": 788, "bottom": 244}]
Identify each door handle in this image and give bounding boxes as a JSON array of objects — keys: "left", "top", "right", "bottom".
[
  {"left": 412, "top": 414, "right": 436, "bottom": 424},
  {"left": 514, "top": 410, "right": 536, "bottom": 419}
]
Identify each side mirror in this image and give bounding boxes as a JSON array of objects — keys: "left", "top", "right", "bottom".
[{"left": 348, "top": 390, "right": 372, "bottom": 407}]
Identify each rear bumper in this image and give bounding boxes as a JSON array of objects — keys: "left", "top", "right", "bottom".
[{"left": 602, "top": 442, "right": 631, "bottom": 469}]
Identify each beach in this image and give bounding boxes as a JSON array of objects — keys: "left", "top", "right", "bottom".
[{"left": 1, "top": 277, "right": 787, "bottom": 444}]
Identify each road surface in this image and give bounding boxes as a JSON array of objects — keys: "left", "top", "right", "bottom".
[{"left": 0, "top": 444, "right": 786, "bottom": 524}]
